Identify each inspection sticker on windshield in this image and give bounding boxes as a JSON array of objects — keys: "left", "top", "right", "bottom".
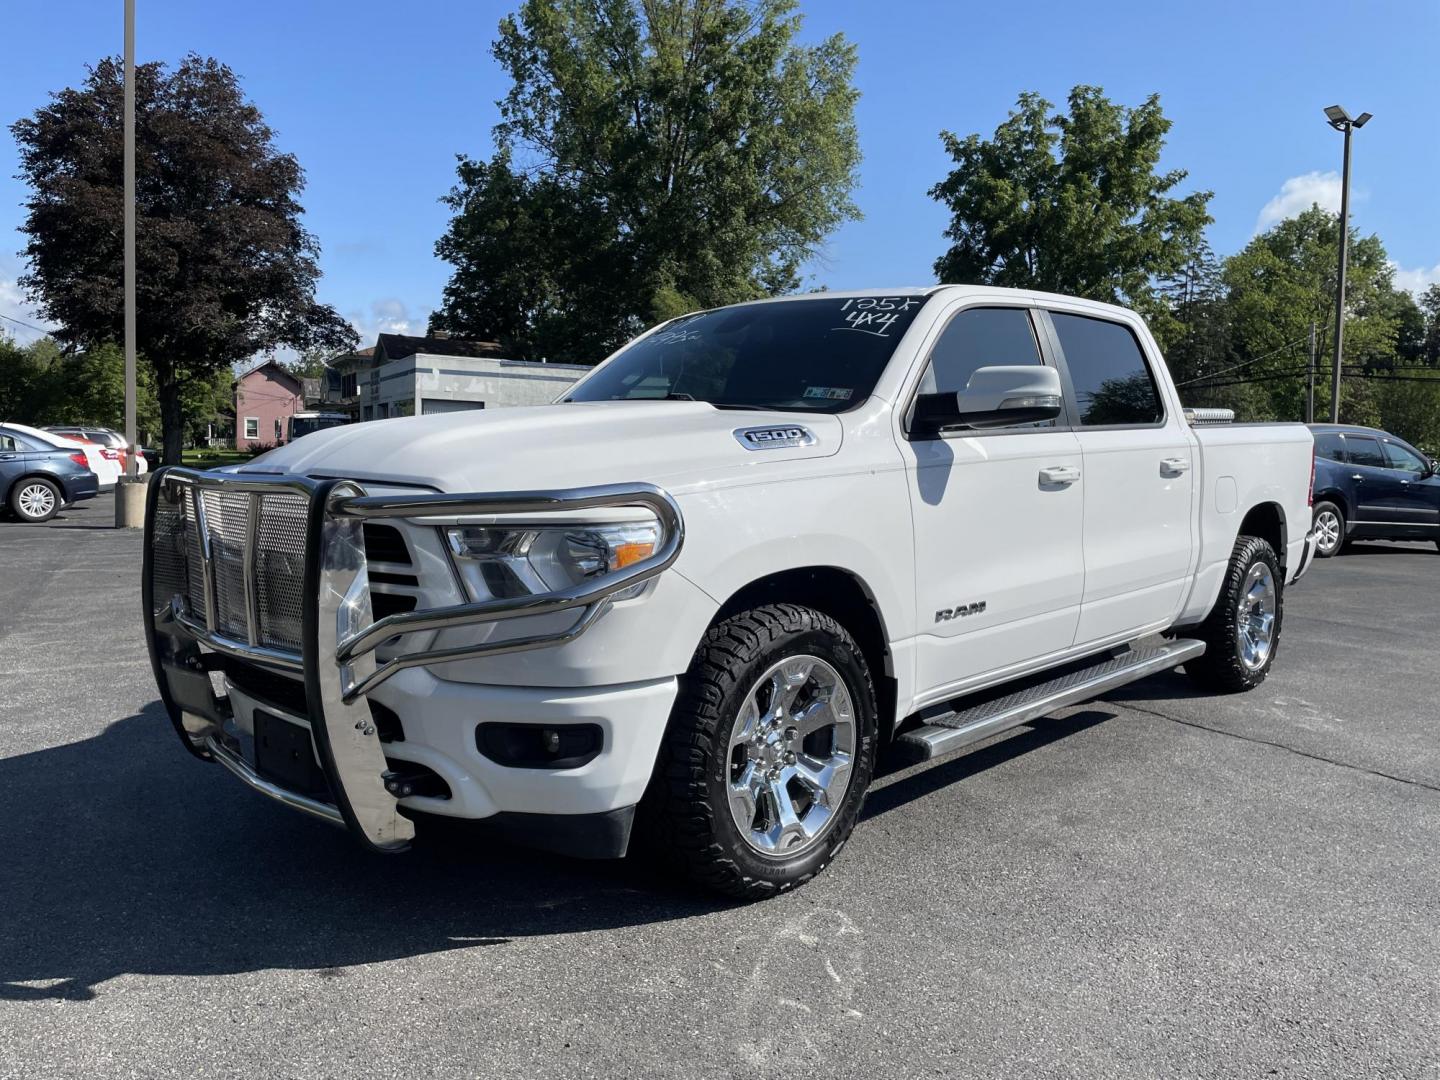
[
  {"left": 803, "top": 386, "right": 853, "bottom": 401},
  {"left": 833, "top": 296, "right": 922, "bottom": 337}
]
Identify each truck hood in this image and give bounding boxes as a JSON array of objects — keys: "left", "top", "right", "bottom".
[{"left": 234, "top": 400, "right": 842, "bottom": 494}]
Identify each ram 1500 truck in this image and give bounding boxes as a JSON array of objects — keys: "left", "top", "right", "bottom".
[{"left": 142, "top": 286, "right": 1317, "bottom": 898}]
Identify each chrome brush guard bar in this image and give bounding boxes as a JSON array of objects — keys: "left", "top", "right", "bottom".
[{"left": 141, "top": 466, "right": 685, "bottom": 853}]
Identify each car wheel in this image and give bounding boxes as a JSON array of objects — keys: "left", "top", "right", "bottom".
[
  {"left": 1311, "top": 501, "right": 1344, "bottom": 558},
  {"left": 1186, "top": 535, "right": 1283, "bottom": 693},
  {"left": 10, "top": 477, "right": 61, "bottom": 523},
  {"left": 640, "top": 603, "right": 878, "bottom": 900}
]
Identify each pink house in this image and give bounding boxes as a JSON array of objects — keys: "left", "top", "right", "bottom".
[{"left": 234, "top": 361, "right": 304, "bottom": 451}]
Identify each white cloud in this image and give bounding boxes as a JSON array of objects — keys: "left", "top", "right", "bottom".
[
  {"left": 347, "top": 297, "right": 430, "bottom": 348},
  {"left": 1391, "top": 261, "right": 1440, "bottom": 298},
  {"left": 1255, "top": 171, "right": 1342, "bottom": 233}
]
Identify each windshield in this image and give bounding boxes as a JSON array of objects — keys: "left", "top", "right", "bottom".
[{"left": 566, "top": 295, "right": 931, "bottom": 412}]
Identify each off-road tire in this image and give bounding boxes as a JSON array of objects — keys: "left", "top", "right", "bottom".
[
  {"left": 639, "top": 603, "right": 878, "bottom": 900},
  {"left": 1186, "top": 535, "right": 1283, "bottom": 693},
  {"left": 1312, "top": 501, "right": 1344, "bottom": 558}
]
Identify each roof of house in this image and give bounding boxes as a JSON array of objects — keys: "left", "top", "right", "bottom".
[
  {"left": 374, "top": 333, "right": 506, "bottom": 363},
  {"left": 234, "top": 359, "right": 302, "bottom": 389}
]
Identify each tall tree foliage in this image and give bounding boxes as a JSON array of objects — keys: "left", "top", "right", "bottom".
[
  {"left": 431, "top": 0, "right": 862, "bottom": 362},
  {"left": 11, "top": 55, "right": 355, "bottom": 462},
  {"left": 930, "top": 87, "right": 1212, "bottom": 322}
]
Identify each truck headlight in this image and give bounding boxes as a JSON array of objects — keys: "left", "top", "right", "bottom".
[{"left": 445, "top": 521, "right": 660, "bottom": 602}]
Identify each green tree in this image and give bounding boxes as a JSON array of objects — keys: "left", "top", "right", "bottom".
[
  {"left": 1222, "top": 205, "right": 1401, "bottom": 422},
  {"left": 1418, "top": 283, "right": 1440, "bottom": 366},
  {"left": 929, "top": 86, "right": 1212, "bottom": 323},
  {"left": 430, "top": 0, "right": 862, "bottom": 362},
  {"left": 11, "top": 55, "right": 355, "bottom": 463}
]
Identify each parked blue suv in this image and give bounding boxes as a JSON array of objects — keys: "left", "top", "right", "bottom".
[
  {"left": 1309, "top": 424, "right": 1440, "bottom": 557},
  {"left": 0, "top": 423, "right": 100, "bottom": 523}
]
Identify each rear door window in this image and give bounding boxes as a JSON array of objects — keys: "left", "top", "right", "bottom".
[
  {"left": 1049, "top": 312, "right": 1164, "bottom": 426},
  {"left": 0, "top": 435, "right": 18, "bottom": 452},
  {"left": 1346, "top": 436, "right": 1386, "bottom": 469},
  {"left": 1314, "top": 433, "right": 1347, "bottom": 462}
]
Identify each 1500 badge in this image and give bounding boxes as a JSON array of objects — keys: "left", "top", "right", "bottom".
[
  {"left": 734, "top": 425, "right": 817, "bottom": 451},
  {"left": 935, "top": 601, "right": 986, "bottom": 622}
]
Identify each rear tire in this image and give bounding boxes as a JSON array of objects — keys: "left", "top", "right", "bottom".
[
  {"left": 1186, "top": 535, "right": 1283, "bottom": 693},
  {"left": 639, "top": 603, "right": 878, "bottom": 900},
  {"left": 9, "top": 477, "right": 61, "bottom": 523},
  {"left": 1312, "top": 501, "right": 1344, "bottom": 558}
]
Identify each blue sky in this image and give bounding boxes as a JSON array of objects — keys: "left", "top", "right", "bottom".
[{"left": 2, "top": 0, "right": 1437, "bottom": 349}]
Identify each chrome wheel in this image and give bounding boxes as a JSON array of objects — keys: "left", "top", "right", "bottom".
[
  {"left": 1235, "top": 561, "right": 1277, "bottom": 672},
  {"left": 1313, "top": 508, "right": 1341, "bottom": 555},
  {"left": 726, "top": 654, "right": 855, "bottom": 858},
  {"left": 16, "top": 481, "right": 57, "bottom": 520}
]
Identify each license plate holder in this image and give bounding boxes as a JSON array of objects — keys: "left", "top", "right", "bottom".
[{"left": 253, "top": 710, "right": 329, "bottom": 796}]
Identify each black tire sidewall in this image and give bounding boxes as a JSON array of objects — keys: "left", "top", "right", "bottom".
[
  {"left": 703, "top": 620, "right": 877, "bottom": 889},
  {"left": 10, "top": 477, "right": 60, "bottom": 523},
  {"left": 1191, "top": 536, "right": 1283, "bottom": 692},
  {"left": 1312, "top": 501, "right": 1343, "bottom": 557}
]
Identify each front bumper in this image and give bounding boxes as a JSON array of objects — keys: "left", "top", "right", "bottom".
[{"left": 142, "top": 467, "right": 684, "bottom": 854}]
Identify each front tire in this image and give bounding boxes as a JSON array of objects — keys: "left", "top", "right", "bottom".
[
  {"left": 1186, "top": 535, "right": 1283, "bottom": 693},
  {"left": 1312, "top": 501, "right": 1344, "bottom": 558},
  {"left": 9, "top": 477, "right": 61, "bottom": 523},
  {"left": 640, "top": 604, "right": 878, "bottom": 900}
]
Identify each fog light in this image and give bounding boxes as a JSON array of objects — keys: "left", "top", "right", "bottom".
[{"left": 476, "top": 723, "right": 603, "bottom": 770}]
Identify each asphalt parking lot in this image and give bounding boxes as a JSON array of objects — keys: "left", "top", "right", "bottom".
[{"left": 2, "top": 495, "right": 1438, "bottom": 1079}]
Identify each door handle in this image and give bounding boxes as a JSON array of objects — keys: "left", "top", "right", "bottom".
[
  {"left": 1039, "top": 465, "right": 1081, "bottom": 486},
  {"left": 1351, "top": 474, "right": 1364, "bottom": 482},
  {"left": 1160, "top": 457, "right": 1191, "bottom": 477}
]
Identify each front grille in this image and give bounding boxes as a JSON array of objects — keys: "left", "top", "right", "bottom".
[
  {"left": 150, "top": 482, "right": 312, "bottom": 654},
  {"left": 255, "top": 493, "right": 308, "bottom": 649},
  {"left": 200, "top": 489, "right": 250, "bottom": 640}
]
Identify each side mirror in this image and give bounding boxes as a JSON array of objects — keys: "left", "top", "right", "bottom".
[{"left": 913, "top": 365, "right": 1063, "bottom": 433}]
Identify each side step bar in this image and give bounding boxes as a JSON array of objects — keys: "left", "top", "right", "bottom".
[{"left": 896, "top": 639, "right": 1206, "bottom": 761}]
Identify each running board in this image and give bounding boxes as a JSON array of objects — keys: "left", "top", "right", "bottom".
[{"left": 896, "top": 639, "right": 1206, "bottom": 761}]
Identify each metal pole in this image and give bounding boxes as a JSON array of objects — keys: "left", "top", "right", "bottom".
[
  {"left": 123, "top": 0, "right": 137, "bottom": 477},
  {"left": 1329, "top": 123, "right": 1353, "bottom": 424},
  {"left": 1306, "top": 321, "right": 1316, "bottom": 424}
]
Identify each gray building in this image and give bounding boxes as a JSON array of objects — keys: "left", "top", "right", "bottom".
[{"left": 354, "top": 334, "right": 590, "bottom": 420}]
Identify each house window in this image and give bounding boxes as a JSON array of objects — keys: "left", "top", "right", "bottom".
[
  {"left": 275, "top": 418, "right": 283, "bottom": 442},
  {"left": 244, "top": 417, "right": 259, "bottom": 440},
  {"left": 362, "top": 406, "right": 373, "bottom": 421},
  {"left": 342, "top": 373, "right": 358, "bottom": 397}
]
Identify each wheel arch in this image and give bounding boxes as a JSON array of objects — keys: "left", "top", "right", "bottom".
[
  {"left": 1312, "top": 487, "right": 1350, "bottom": 520},
  {"left": 713, "top": 566, "right": 898, "bottom": 741},
  {"left": 1237, "top": 501, "right": 1287, "bottom": 569},
  {"left": 6, "top": 471, "right": 64, "bottom": 509}
]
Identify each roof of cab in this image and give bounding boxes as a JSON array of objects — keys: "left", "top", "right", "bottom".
[{"left": 734, "top": 284, "right": 1139, "bottom": 318}]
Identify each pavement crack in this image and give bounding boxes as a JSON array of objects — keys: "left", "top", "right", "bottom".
[{"left": 1116, "top": 700, "right": 1440, "bottom": 795}]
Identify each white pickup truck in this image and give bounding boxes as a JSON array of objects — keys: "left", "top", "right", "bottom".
[{"left": 142, "top": 286, "right": 1316, "bottom": 897}]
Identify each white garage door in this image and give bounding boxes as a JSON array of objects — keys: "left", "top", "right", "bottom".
[{"left": 420, "top": 398, "right": 486, "bottom": 415}]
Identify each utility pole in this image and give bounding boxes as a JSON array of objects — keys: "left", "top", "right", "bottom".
[
  {"left": 116, "top": 0, "right": 145, "bottom": 526},
  {"left": 1324, "top": 105, "right": 1372, "bottom": 424},
  {"left": 1306, "top": 321, "right": 1316, "bottom": 424}
]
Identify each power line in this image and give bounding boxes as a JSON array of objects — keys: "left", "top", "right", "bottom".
[
  {"left": 0, "top": 312, "right": 52, "bottom": 335},
  {"left": 1172, "top": 334, "right": 1313, "bottom": 387}
]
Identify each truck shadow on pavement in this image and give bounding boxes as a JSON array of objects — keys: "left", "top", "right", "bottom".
[
  {"left": 2, "top": 699, "right": 1127, "bottom": 1003},
  {"left": 0, "top": 702, "right": 729, "bottom": 1003}
]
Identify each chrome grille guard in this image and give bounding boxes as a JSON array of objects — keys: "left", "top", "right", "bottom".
[{"left": 141, "top": 466, "right": 685, "bottom": 853}]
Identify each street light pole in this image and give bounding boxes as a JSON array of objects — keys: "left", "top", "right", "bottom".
[
  {"left": 124, "top": 0, "right": 136, "bottom": 476},
  {"left": 1324, "top": 105, "right": 1372, "bottom": 424},
  {"left": 116, "top": 0, "right": 145, "bottom": 526}
]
